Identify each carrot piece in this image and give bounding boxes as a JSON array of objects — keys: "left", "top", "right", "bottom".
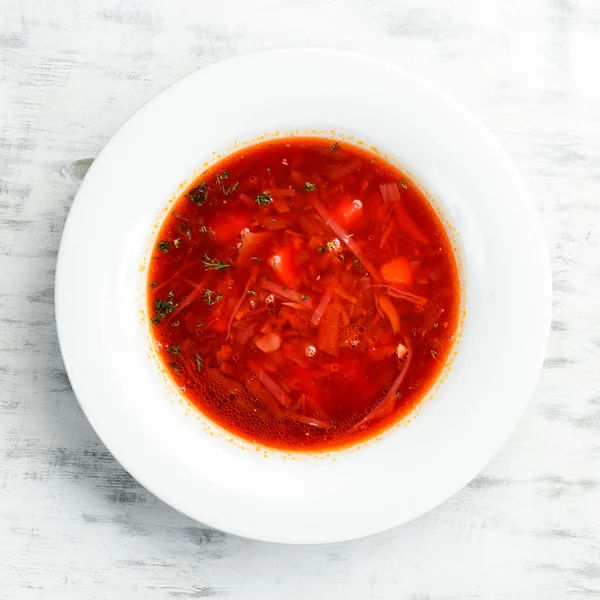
[
  {"left": 377, "top": 295, "right": 400, "bottom": 333},
  {"left": 318, "top": 299, "right": 341, "bottom": 357},
  {"left": 334, "top": 287, "right": 357, "bottom": 304},
  {"left": 380, "top": 257, "right": 413, "bottom": 287},
  {"left": 340, "top": 305, "right": 350, "bottom": 327},
  {"left": 281, "top": 301, "right": 312, "bottom": 311},
  {"left": 255, "top": 331, "right": 282, "bottom": 353}
]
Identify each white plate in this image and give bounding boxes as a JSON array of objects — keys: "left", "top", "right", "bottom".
[{"left": 55, "top": 48, "right": 551, "bottom": 544}]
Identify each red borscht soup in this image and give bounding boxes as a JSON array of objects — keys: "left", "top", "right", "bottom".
[{"left": 148, "top": 138, "right": 460, "bottom": 451}]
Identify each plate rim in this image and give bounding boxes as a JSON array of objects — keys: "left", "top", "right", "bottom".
[{"left": 55, "top": 46, "right": 552, "bottom": 544}]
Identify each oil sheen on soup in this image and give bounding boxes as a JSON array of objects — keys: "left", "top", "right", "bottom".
[{"left": 148, "top": 137, "right": 460, "bottom": 451}]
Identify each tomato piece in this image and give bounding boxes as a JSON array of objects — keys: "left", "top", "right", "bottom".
[
  {"left": 333, "top": 194, "right": 363, "bottom": 229},
  {"left": 208, "top": 211, "right": 251, "bottom": 246},
  {"left": 270, "top": 246, "right": 301, "bottom": 286},
  {"left": 237, "top": 231, "right": 272, "bottom": 266},
  {"left": 381, "top": 256, "right": 413, "bottom": 287}
]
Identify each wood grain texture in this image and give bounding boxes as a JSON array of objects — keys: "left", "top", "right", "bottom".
[{"left": 1, "top": 0, "right": 599, "bottom": 598}]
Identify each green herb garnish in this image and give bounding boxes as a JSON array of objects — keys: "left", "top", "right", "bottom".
[
  {"left": 247, "top": 290, "right": 258, "bottom": 296},
  {"left": 173, "top": 238, "right": 181, "bottom": 248},
  {"left": 167, "top": 345, "right": 180, "bottom": 356},
  {"left": 150, "top": 281, "right": 158, "bottom": 287},
  {"left": 195, "top": 354, "right": 204, "bottom": 371},
  {"left": 329, "top": 142, "right": 340, "bottom": 152},
  {"left": 304, "top": 182, "right": 317, "bottom": 192},
  {"left": 152, "top": 293, "right": 178, "bottom": 322},
  {"left": 250, "top": 256, "right": 262, "bottom": 262},
  {"left": 187, "top": 182, "right": 209, "bottom": 205},
  {"left": 158, "top": 241, "right": 170, "bottom": 253},
  {"left": 430, "top": 349, "right": 439, "bottom": 358},
  {"left": 301, "top": 295, "right": 310, "bottom": 301},
  {"left": 171, "top": 321, "right": 180, "bottom": 327},
  {"left": 214, "top": 170, "right": 228, "bottom": 188},
  {"left": 215, "top": 170, "right": 239, "bottom": 195},
  {"left": 178, "top": 223, "right": 191, "bottom": 239},
  {"left": 400, "top": 178, "right": 408, "bottom": 189},
  {"left": 201, "top": 253, "right": 229, "bottom": 271},
  {"left": 203, "top": 289, "right": 224, "bottom": 305},
  {"left": 224, "top": 181, "right": 239, "bottom": 195},
  {"left": 255, "top": 192, "right": 273, "bottom": 206}
]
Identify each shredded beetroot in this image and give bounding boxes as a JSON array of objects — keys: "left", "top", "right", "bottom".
[
  {"left": 353, "top": 340, "right": 413, "bottom": 429},
  {"left": 154, "top": 256, "right": 199, "bottom": 293},
  {"left": 282, "top": 408, "right": 332, "bottom": 429},
  {"left": 379, "top": 218, "right": 395, "bottom": 249},
  {"left": 244, "top": 374, "right": 283, "bottom": 420},
  {"left": 310, "top": 286, "right": 334, "bottom": 326},
  {"left": 379, "top": 182, "right": 400, "bottom": 204},
  {"left": 226, "top": 270, "right": 258, "bottom": 340},
  {"left": 260, "top": 279, "right": 314, "bottom": 309},
  {"left": 362, "top": 284, "right": 426, "bottom": 305},
  {"left": 313, "top": 199, "right": 383, "bottom": 283},
  {"left": 247, "top": 360, "right": 294, "bottom": 408},
  {"left": 168, "top": 276, "right": 211, "bottom": 320}
]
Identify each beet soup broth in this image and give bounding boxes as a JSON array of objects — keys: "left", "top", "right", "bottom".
[{"left": 147, "top": 137, "right": 460, "bottom": 451}]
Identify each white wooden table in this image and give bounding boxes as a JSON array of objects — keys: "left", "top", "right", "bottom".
[{"left": 1, "top": 1, "right": 599, "bottom": 598}]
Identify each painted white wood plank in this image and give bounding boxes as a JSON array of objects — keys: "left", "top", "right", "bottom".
[{"left": 1, "top": 0, "right": 599, "bottom": 598}]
